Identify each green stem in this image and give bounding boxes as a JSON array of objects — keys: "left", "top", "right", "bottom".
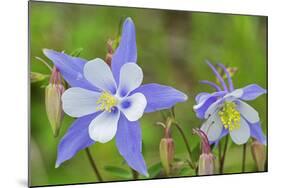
[
  {"left": 242, "top": 144, "right": 247, "bottom": 172},
  {"left": 219, "top": 135, "right": 229, "bottom": 174},
  {"left": 218, "top": 142, "right": 222, "bottom": 172},
  {"left": 35, "top": 57, "right": 53, "bottom": 71},
  {"left": 173, "top": 121, "right": 195, "bottom": 169},
  {"left": 131, "top": 168, "right": 138, "bottom": 180},
  {"left": 85, "top": 148, "right": 103, "bottom": 182}
]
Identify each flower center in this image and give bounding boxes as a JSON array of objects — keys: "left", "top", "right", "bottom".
[
  {"left": 218, "top": 102, "right": 241, "bottom": 131},
  {"left": 96, "top": 91, "right": 117, "bottom": 112}
]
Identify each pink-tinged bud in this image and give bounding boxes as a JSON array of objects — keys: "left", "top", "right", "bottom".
[
  {"left": 159, "top": 127, "right": 174, "bottom": 175},
  {"left": 160, "top": 138, "right": 174, "bottom": 175},
  {"left": 198, "top": 153, "right": 215, "bottom": 175},
  {"left": 45, "top": 67, "right": 65, "bottom": 137},
  {"left": 105, "top": 39, "right": 114, "bottom": 66},
  {"left": 193, "top": 128, "right": 215, "bottom": 175},
  {"left": 251, "top": 140, "right": 266, "bottom": 171}
]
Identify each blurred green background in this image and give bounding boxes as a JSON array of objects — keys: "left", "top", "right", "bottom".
[{"left": 29, "top": 1, "right": 267, "bottom": 187}]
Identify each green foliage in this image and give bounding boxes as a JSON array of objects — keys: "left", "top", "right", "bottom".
[
  {"left": 179, "top": 167, "right": 196, "bottom": 176},
  {"left": 191, "top": 143, "right": 200, "bottom": 166},
  {"left": 148, "top": 162, "right": 163, "bottom": 178},
  {"left": 70, "top": 48, "right": 84, "bottom": 57},
  {"left": 104, "top": 166, "right": 132, "bottom": 179},
  {"left": 30, "top": 1, "right": 267, "bottom": 186}
]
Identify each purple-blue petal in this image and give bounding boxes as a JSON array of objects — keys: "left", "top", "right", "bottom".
[
  {"left": 111, "top": 18, "right": 137, "bottom": 85},
  {"left": 217, "top": 63, "right": 234, "bottom": 91},
  {"left": 239, "top": 84, "right": 267, "bottom": 101},
  {"left": 206, "top": 61, "right": 228, "bottom": 92},
  {"left": 43, "top": 49, "right": 99, "bottom": 91},
  {"left": 249, "top": 121, "right": 267, "bottom": 145},
  {"left": 131, "top": 83, "right": 187, "bottom": 113},
  {"left": 115, "top": 113, "right": 148, "bottom": 176},
  {"left": 200, "top": 80, "right": 222, "bottom": 91},
  {"left": 56, "top": 113, "right": 99, "bottom": 167},
  {"left": 195, "top": 92, "right": 210, "bottom": 104},
  {"left": 194, "top": 91, "right": 226, "bottom": 119}
]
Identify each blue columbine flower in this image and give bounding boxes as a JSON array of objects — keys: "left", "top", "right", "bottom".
[
  {"left": 194, "top": 61, "right": 266, "bottom": 145},
  {"left": 43, "top": 18, "right": 187, "bottom": 176}
]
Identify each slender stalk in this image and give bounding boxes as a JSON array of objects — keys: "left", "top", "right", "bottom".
[
  {"left": 85, "top": 148, "right": 103, "bottom": 182},
  {"left": 219, "top": 135, "right": 229, "bottom": 174},
  {"left": 172, "top": 121, "right": 195, "bottom": 169},
  {"left": 218, "top": 142, "right": 222, "bottom": 171},
  {"left": 242, "top": 144, "right": 247, "bottom": 172},
  {"left": 131, "top": 168, "right": 138, "bottom": 180},
  {"left": 35, "top": 57, "right": 53, "bottom": 71}
]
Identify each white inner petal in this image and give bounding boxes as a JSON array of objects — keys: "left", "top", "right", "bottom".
[
  {"left": 193, "top": 96, "right": 209, "bottom": 110},
  {"left": 119, "top": 92, "right": 147, "bottom": 121},
  {"left": 62, "top": 87, "right": 100, "bottom": 117},
  {"left": 117, "top": 63, "right": 143, "bottom": 97},
  {"left": 204, "top": 99, "right": 223, "bottom": 119},
  {"left": 88, "top": 110, "right": 120, "bottom": 143},
  {"left": 229, "top": 117, "right": 250, "bottom": 145},
  {"left": 224, "top": 89, "right": 243, "bottom": 101},
  {"left": 201, "top": 112, "right": 223, "bottom": 141},
  {"left": 84, "top": 58, "right": 117, "bottom": 93},
  {"left": 236, "top": 100, "right": 260, "bottom": 123}
]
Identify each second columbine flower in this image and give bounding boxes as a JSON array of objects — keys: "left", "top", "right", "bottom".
[{"left": 194, "top": 62, "right": 266, "bottom": 145}]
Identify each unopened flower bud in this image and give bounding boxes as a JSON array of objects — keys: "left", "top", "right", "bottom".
[
  {"left": 45, "top": 67, "right": 65, "bottom": 137},
  {"left": 31, "top": 72, "right": 48, "bottom": 83},
  {"left": 159, "top": 127, "right": 174, "bottom": 175},
  {"left": 193, "top": 128, "right": 215, "bottom": 175},
  {"left": 227, "top": 67, "right": 238, "bottom": 78},
  {"left": 198, "top": 153, "right": 215, "bottom": 175},
  {"left": 105, "top": 39, "right": 114, "bottom": 66},
  {"left": 251, "top": 140, "right": 266, "bottom": 171},
  {"left": 160, "top": 138, "right": 174, "bottom": 175}
]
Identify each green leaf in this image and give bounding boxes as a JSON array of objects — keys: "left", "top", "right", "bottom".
[
  {"left": 170, "top": 107, "right": 175, "bottom": 118},
  {"left": 174, "top": 157, "right": 182, "bottom": 162},
  {"left": 191, "top": 142, "right": 200, "bottom": 164},
  {"left": 104, "top": 165, "right": 131, "bottom": 179},
  {"left": 112, "top": 36, "right": 121, "bottom": 51},
  {"left": 179, "top": 167, "right": 196, "bottom": 176},
  {"left": 112, "top": 17, "right": 125, "bottom": 50},
  {"left": 148, "top": 162, "right": 162, "bottom": 178},
  {"left": 30, "top": 72, "right": 49, "bottom": 83},
  {"left": 70, "top": 48, "right": 83, "bottom": 57}
]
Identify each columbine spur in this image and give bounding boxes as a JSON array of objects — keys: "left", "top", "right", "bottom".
[
  {"left": 194, "top": 61, "right": 266, "bottom": 145},
  {"left": 43, "top": 18, "right": 187, "bottom": 176}
]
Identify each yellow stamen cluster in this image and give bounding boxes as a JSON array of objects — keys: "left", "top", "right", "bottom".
[
  {"left": 96, "top": 91, "right": 117, "bottom": 112},
  {"left": 218, "top": 102, "right": 241, "bottom": 131}
]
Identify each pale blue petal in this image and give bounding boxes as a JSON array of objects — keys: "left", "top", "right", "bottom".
[
  {"left": 249, "top": 121, "right": 267, "bottom": 145},
  {"left": 131, "top": 83, "right": 187, "bottom": 113},
  {"left": 115, "top": 113, "right": 148, "bottom": 176},
  {"left": 43, "top": 49, "right": 99, "bottom": 91},
  {"left": 210, "top": 128, "right": 229, "bottom": 146},
  {"left": 56, "top": 113, "right": 99, "bottom": 167},
  {"left": 111, "top": 18, "right": 137, "bottom": 85},
  {"left": 239, "top": 84, "right": 267, "bottom": 101}
]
